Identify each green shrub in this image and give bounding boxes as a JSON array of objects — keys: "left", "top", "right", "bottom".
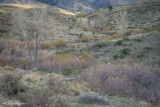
[
  {"left": 69, "top": 26, "right": 73, "bottom": 30},
  {"left": 62, "top": 66, "right": 82, "bottom": 76},
  {"left": 113, "top": 54, "right": 119, "bottom": 60},
  {"left": 4, "top": 66, "right": 15, "bottom": 71},
  {"left": 0, "top": 29, "right": 8, "bottom": 33},
  {"left": 115, "top": 40, "right": 123, "bottom": 46},
  {"left": 94, "top": 41, "right": 109, "bottom": 49},
  {"left": 120, "top": 48, "right": 131, "bottom": 58},
  {"left": 79, "top": 92, "right": 107, "bottom": 105}
]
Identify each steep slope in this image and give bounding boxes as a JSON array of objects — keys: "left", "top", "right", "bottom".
[{"left": 85, "top": 0, "right": 160, "bottom": 31}]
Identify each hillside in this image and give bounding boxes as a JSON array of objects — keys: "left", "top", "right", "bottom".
[
  {"left": 0, "top": 0, "right": 135, "bottom": 12},
  {"left": 0, "top": 0, "right": 160, "bottom": 107}
]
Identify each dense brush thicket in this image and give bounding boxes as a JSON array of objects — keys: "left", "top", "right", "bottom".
[{"left": 82, "top": 64, "right": 160, "bottom": 105}]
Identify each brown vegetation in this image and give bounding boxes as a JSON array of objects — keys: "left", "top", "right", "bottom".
[
  {"left": 38, "top": 53, "right": 93, "bottom": 72},
  {"left": 79, "top": 35, "right": 92, "bottom": 43},
  {"left": 124, "top": 29, "right": 146, "bottom": 36},
  {"left": 105, "top": 33, "right": 121, "bottom": 40},
  {"left": 103, "top": 25, "right": 112, "bottom": 31},
  {"left": 54, "top": 39, "right": 68, "bottom": 48},
  {"left": 81, "top": 64, "right": 160, "bottom": 105},
  {"left": 40, "top": 40, "right": 54, "bottom": 49}
]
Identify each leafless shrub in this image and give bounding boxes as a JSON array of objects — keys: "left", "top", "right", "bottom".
[
  {"left": 47, "top": 77, "right": 70, "bottom": 94},
  {"left": 81, "top": 64, "right": 160, "bottom": 105},
  {"left": 38, "top": 54, "right": 93, "bottom": 72},
  {"left": 0, "top": 71, "right": 25, "bottom": 96}
]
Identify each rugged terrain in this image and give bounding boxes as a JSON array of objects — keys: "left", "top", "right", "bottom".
[{"left": 0, "top": 0, "right": 160, "bottom": 107}]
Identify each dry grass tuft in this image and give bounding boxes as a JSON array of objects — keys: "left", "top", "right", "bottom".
[
  {"left": 105, "top": 33, "right": 121, "bottom": 40},
  {"left": 54, "top": 39, "right": 68, "bottom": 48},
  {"left": 79, "top": 35, "right": 92, "bottom": 43}
]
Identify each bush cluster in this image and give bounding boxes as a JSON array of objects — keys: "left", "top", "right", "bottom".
[
  {"left": 79, "top": 92, "right": 107, "bottom": 105},
  {"left": 82, "top": 64, "right": 160, "bottom": 105},
  {"left": 38, "top": 53, "right": 93, "bottom": 72},
  {"left": 0, "top": 70, "right": 25, "bottom": 96},
  {"left": 79, "top": 35, "right": 91, "bottom": 43},
  {"left": 47, "top": 77, "right": 70, "bottom": 94},
  {"left": 93, "top": 41, "right": 109, "bottom": 49},
  {"left": 0, "top": 39, "right": 32, "bottom": 69},
  {"left": 105, "top": 33, "right": 121, "bottom": 40},
  {"left": 54, "top": 39, "right": 68, "bottom": 48},
  {"left": 62, "top": 66, "right": 82, "bottom": 76},
  {"left": 115, "top": 40, "right": 123, "bottom": 46}
]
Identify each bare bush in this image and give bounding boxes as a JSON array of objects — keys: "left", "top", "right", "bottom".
[
  {"left": 81, "top": 64, "right": 160, "bottom": 105},
  {"left": 79, "top": 35, "right": 91, "bottom": 43},
  {"left": 47, "top": 77, "right": 70, "bottom": 94},
  {"left": 54, "top": 39, "right": 68, "bottom": 48},
  {"left": 38, "top": 54, "right": 93, "bottom": 72},
  {"left": 0, "top": 71, "right": 25, "bottom": 96}
]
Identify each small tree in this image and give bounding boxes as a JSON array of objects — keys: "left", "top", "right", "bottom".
[
  {"left": 115, "top": 7, "right": 128, "bottom": 38},
  {"left": 12, "top": 9, "right": 33, "bottom": 63},
  {"left": 30, "top": 8, "right": 48, "bottom": 65},
  {"left": 97, "top": 9, "right": 108, "bottom": 31},
  {"left": 108, "top": 6, "right": 113, "bottom": 11}
]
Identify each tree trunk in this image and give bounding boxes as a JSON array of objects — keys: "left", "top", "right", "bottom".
[
  {"left": 24, "top": 33, "right": 32, "bottom": 64},
  {"left": 34, "top": 32, "right": 39, "bottom": 66}
]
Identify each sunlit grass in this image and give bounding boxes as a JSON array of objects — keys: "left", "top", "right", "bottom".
[
  {"left": 0, "top": 4, "right": 47, "bottom": 9},
  {"left": 0, "top": 4, "right": 76, "bottom": 16},
  {"left": 57, "top": 8, "right": 76, "bottom": 16}
]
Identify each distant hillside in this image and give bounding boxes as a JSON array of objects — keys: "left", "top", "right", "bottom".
[{"left": 0, "top": 0, "right": 134, "bottom": 12}]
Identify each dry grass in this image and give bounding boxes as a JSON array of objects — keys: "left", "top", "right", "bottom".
[
  {"left": 38, "top": 53, "right": 93, "bottom": 72},
  {"left": 0, "top": 4, "right": 47, "bottom": 9},
  {"left": 124, "top": 29, "right": 146, "bottom": 36},
  {"left": 40, "top": 40, "right": 54, "bottom": 50},
  {"left": 0, "top": 39, "right": 31, "bottom": 69},
  {"left": 57, "top": 8, "right": 76, "bottom": 16},
  {"left": 54, "top": 39, "right": 68, "bottom": 48},
  {"left": 79, "top": 35, "right": 92, "bottom": 43},
  {"left": 89, "top": 27, "right": 101, "bottom": 33},
  {"left": 105, "top": 33, "right": 121, "bottom": 40},
  {"left": 103, "top": 25, "right": 112, "bottom": 31},
  {"left": 152, "top": 25, "right": 160, "bottom": 31}
]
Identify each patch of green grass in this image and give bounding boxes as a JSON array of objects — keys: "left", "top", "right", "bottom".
[
  {"left": 4, "top": 66, "right": 15, "bottom": 71},
  {"left": 94, "top": 41, "right": 110, "bottom": 49},
  {"left": 0, "top": 29, "right": 8, "bottom": 33},
  {"left": 115, "top": 40, "right": 123, "bottom": 46},
  {"left": 113, "top": 54, "right": 119, "bottom": 60},
  {"left": 120, "top": 48, "right": 131, "bottom": 58},
  {"left": 62, "top": 66, "right": 82, "bottom": 76},
  {"left": 69, "top": 26, "right": 73, "bottom": 30},
  {"left": 113, "top": 48, "right": 131, "bottom": 59}
]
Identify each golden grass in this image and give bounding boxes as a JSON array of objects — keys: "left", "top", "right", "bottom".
[
  {"left": 0, "top": 4, "right": 47, "bottom": 9},
  {"left": 105, "top": 33, "right": 121, "bottom": 40},
  {"left": 24, "top": 72, "right": 40, "bottom": 79},
  {"left": 0, "top": 4, "right": 76, "bottom": 16},
  {"left": 54, "top": 39, "right": 68, "bottom": 48},
  {"left": 57, "top": 8, "right": 76, "bottom": 16}
]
